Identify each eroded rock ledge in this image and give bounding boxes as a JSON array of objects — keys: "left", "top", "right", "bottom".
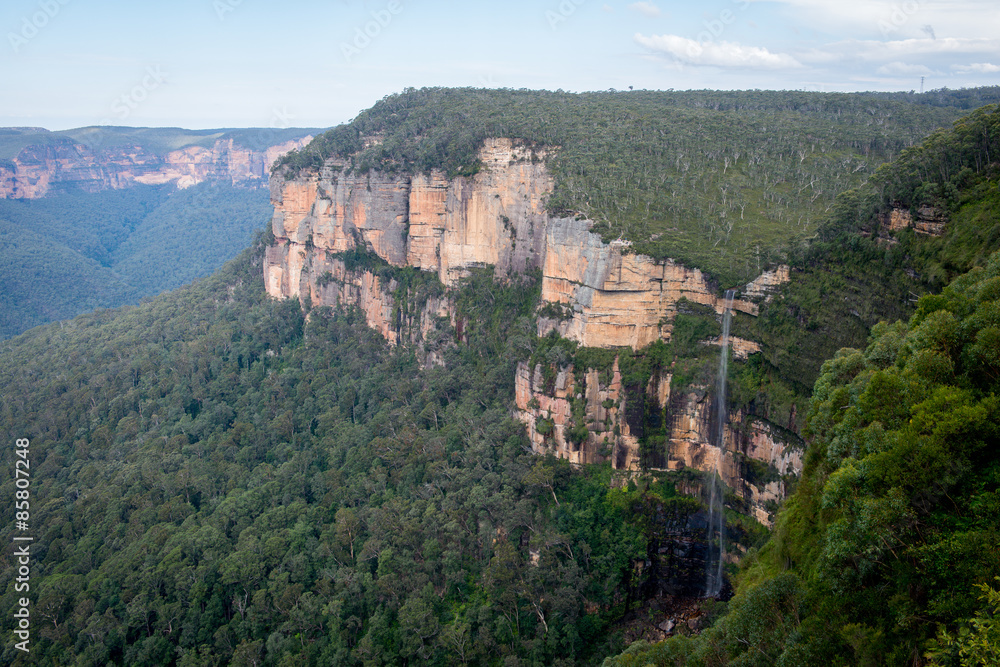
[
  {"left": 513, "top": 359, "right": 803, "bottom": 526},
  {"left": 265, "top": 138, "right": 795, "bottom": 521},
  {"left": 265, "top": 138, "right": 788, "bottom": 351},
  {"left": 0, "top": 136, "right": 312, "bottom": 199}
]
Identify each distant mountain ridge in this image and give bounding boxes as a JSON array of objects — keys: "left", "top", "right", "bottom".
[
  {"left": 0, "top": 125, "right": 323, "bottom": 337},
  {"left": 0, "top": 125, "right": 324, "bottom": 199}
]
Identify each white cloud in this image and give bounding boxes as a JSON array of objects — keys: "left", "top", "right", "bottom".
[
  {"left": 875, "top": 61, "right": 935, "bottom": 75},
  {"left": 798, "top": 37, "right": 1000, "bottom": 65},
  {"left": 635, "top": 33, "right": 802, "bottom": 69},
  {"left": 628, "top": 2, "right": 661, "bottom": 18},
  {"left": 953, "top": 62, "right": 1000, "bottom": 73},
  {"left": 602, "top": 4, "right": 614, "bottom": 12},
  {"left": 740, "top": 1, "right": 1000, "bottom": 42}
]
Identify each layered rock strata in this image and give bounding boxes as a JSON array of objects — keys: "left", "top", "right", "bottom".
[
  {"left": 265, "top": 137, "right": 798, "bottom": 521},
  {"left": 536, "top": 217, "right": 763, "bottom": 348},
  {"left": 265, "top": 138, "right": 789, "bottom": 352},
  {"left": 0, "top": 136, "right": 313, "bottom": 198},
  {"left": 881, "top": 204, "right": 947, "bottom": 236},
  {"left": 513, "top": 359, "right": 803, "bottom": 526}
]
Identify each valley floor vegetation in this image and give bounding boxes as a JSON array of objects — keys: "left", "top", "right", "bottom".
[{"left": 1, "top": 94, "right": 999, "bottom": 666}]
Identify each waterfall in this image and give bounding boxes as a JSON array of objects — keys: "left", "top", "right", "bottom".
[{"left": 705, "top": 288, "right": 735, "bottom": 598}]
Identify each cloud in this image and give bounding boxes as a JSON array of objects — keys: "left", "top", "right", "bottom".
[
  {"left": 628, "top": 2, "right": 661, "bottom": 18},
  {"left": 739, "top": 1, "right": 1000, "bottom": 42},
  {"left": 798, "top": 37, "right": 1000, "bottom": 65},
  {"left": 635, "top": 33, "right": 802, "bottom": 69},
  {"left": 875, "top": 61, "right": 934, "bottom": 76},
  {"left": 953, "top": 62, "right": 1000, "bottom": 73},
  {"left": 602, "top": 4, "right": 614, "bottom": 12}
]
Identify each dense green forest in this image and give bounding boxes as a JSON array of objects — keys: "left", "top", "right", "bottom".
[
  {"left": 604, "top": 248, "right": 1000, "bottom": 667},
  {"left": 0, "top": 234, "right": 764, "bottom": 665},
  {"left": 2, "top": 93, "right": 999, "bottom": 665},
  {"left": 745, "top": 103, "right": 1000, "bottom": 393},
  {"left": 600, "top": 106, "right": 1000, "bottom": 665},
  {"left": 277, "top": 87, "right": 1000, "bottom": 285},
  {"left": 0, "top": 182, "right": 273, "bottom": 339}
]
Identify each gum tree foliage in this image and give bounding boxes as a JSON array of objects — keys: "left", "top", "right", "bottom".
[
  {"left": 0, "top": 182, "right": 274, "bottom": 339},
  {"left": 0, "top": 235, "right": 694, "bottom": 666},
  {"left": 602, "top": 249, "right": 1000, "bottom": 667},
  {"left": 276, "top": 87, "right": 998, "bottom": 286},
  {"left": 747, "top": 103, "right": 1000, "bottom": 392},
  {"left": 603, "top": 108, "right": 1000, "bottom": 666}
]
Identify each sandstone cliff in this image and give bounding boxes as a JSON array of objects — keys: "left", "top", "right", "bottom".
[
  {"left": 0, "top": 135, "right": 313, "bottom": 199},
  {"left": 265, "top": 138, "right": 788, "bottom": 350},
  {"left": 513, "top": 359, "right": 802, "bottom": 526},
  {"left": 265, "top": 137, "right": 796, "bottom": 523},
  {"left": 265, "top": 139, "right": 551, "bottom": 290},
  {"left": 537, "top": 217, "right": 763, "bottom": 349}
]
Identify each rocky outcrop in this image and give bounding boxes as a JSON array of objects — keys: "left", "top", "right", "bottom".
[
  {"left": 266, "top": 138, "right": 550, "bottom": 292},
  {"left": 881, "top": 204, "right": 948, "bottom": 237},
  {"left": 513, "top": 357, "right": 645, "bottom": 468},
  {"left": 266, "top": 136, "right": 800, "bottom": 522},
  {"left": 266, "top": 139, "right": 790, "bottom": 353},
  {"left": 265, "top": 138, "right": 555, "bottom": 356},
  {"left": 709, "top": 335, "right": 761, "bottom": 360},
  {"left": 514, "top": 359, "right": 803, "bottom": 526},
  {"left": 743, "top": 265, "right": 791, "bottom": 301},
  {"left": 264, "top": 242, "right": 453, "bottom": 364},
  {"left": 0, "top": 136, "right": 313, "bottom": 198},
  {"left": 536, "top": 217, "right": 768, "bottom": 349}
]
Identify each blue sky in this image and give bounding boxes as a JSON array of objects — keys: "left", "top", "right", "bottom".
[{"left": 2, "top": 0, "right": 998, "bottom": 131}]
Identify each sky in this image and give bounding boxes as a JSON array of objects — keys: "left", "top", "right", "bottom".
[{"left": 2, "top": 0, "right": 998, "bottom": 131}]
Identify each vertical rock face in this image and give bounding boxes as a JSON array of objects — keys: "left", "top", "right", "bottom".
[
  {"left": 407, "top": 140, "right": 553, "bottom": 283},
  {"left": 265, "top": 136, "right": 798, "bottom": 522},
  {"left": 265, "top": 137, "right": 789, "bottom": 352},
  {"left": 265, "top": 139, "right": 554, "bottom": 356},
  {"left": 0, "top": 136, "right": 313, "bottom": 199},
  {"left": 514, "top": 359, "right": 803, "bottom": 526},
  {"left": 266, "top": 138, "right": 552, "bottom": 297},
  {"left": 537, "top": 217, "right": 763, "bottom": 349},
  {"left": 513, "top": 358, "right": 642, "bottom": 468}
]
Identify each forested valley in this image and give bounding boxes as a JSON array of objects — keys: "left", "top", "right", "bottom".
[
  {"left": 1, "top": 89, "right": 999, "bottom": 665},
  {"left": 0, "top": 182, "right": 273, "bottom": 339}
]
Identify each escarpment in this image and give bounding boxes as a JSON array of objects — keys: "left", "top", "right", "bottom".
[
  {"left": 265, "top": 137, "right": 794, "bottom": 521},
  {"left": 265, "top": 138, "right": 788, "bottom": 344},
  {"left": 512, "top": 358, "right": 802, "bottom": 526},
  {"left": 0, "top": 136, "right": 313, "bottom": 199},
  {"left": 537, "top": 217, "right": 761, "bottom": 349}
]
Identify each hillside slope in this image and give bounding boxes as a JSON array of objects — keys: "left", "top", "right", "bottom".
[
  {"left": 0, "top": 183, "right": 273, "bottom": 338},
  {"left": 0, "top": 236, "right": 747, "bottom": 665},
  {"left": 265, "top": 90, "right": 1000, "bottom": 526},
  {"left": 0, "top": 125, "right": 321, "bottom": 338},
  {"left": 603, "top": 103, "right": 1000, "bottom": 667},
  {"left": 0, "top": 126, "right": 320, "bottom": 198},
  {"left": 2, "top": 92, "right": 999, "bottom": 665},
  {"left": 277, "top": 87, "right": 999, "bottom": 286}
]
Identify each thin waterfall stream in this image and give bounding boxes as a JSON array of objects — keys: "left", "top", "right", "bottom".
[{"left": 705, "top": 288, "right": 735, "bottom": 598}]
